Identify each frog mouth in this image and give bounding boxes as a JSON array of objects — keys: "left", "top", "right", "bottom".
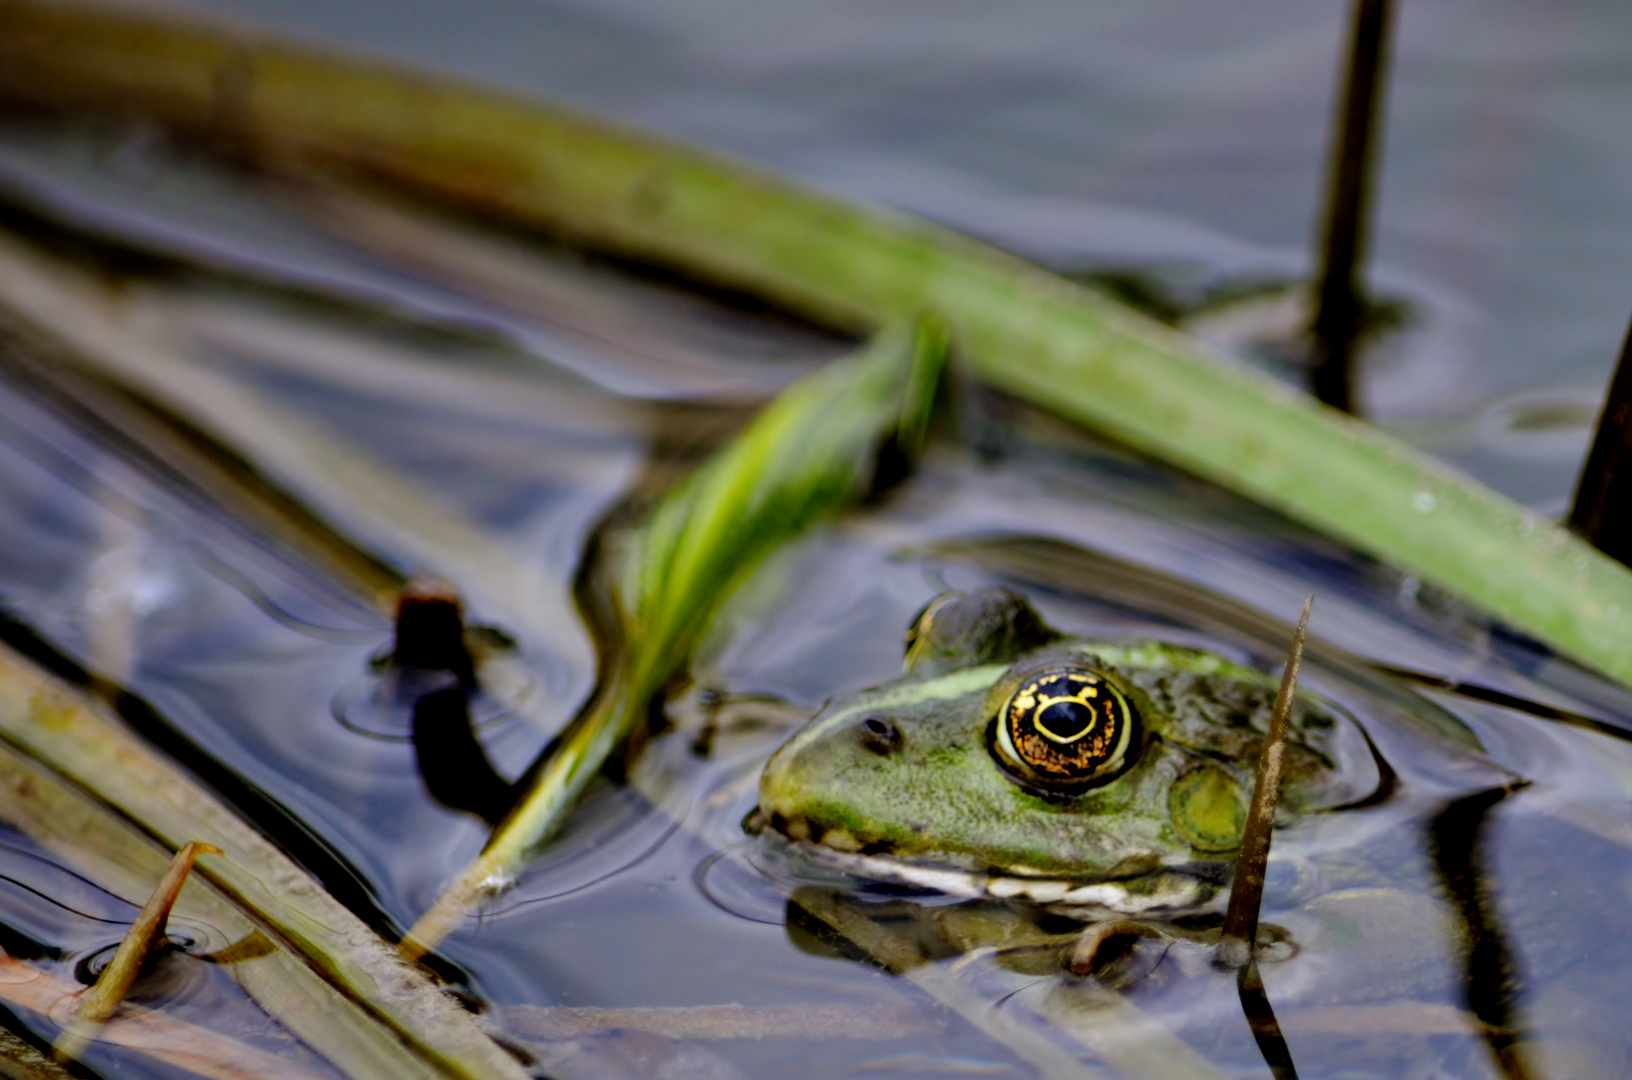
[{"left": 755, "top": 818, "right": 1221, "bottom": 916}]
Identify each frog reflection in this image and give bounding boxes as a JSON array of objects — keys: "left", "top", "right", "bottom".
[{"left": 755, "top": 587, "right": 1376, "bottom": 920}]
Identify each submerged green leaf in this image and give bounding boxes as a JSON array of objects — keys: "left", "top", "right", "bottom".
[{"left": 405, "top": 321, "right": 945, "bottom": 953}]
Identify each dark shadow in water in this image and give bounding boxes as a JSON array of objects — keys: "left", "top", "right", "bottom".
[
  {"left": 391, "top": 581, "right": 521, "bottom": 824},
  {"left": 411, "top": 684, "right": 516, "bottom": 827},
  {"left": 1237, "top": 959, "right": 1298, "bottom": 1080},
  {"left": 1427, "top": 784, "right": 1537, "bottom": 1080}
]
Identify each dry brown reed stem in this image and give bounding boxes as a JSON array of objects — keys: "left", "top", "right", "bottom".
[{"left": 1219, "top": 596, "right": 1314, "bottom": 968}]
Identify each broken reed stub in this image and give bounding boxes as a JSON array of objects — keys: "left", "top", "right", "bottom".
[
  {"left": 1218, "top": 598, "right": 1314, "bottom": 969},
  {"left": 55, "top": 841, "right": 222, "bottom": 1063},
  {"left": 392, "top": 579, "right": 476, "bottom": 688}
]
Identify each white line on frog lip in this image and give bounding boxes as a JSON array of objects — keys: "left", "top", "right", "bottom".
[{"left": 782, "top": 841, "right": 1216, "bottom": 915}]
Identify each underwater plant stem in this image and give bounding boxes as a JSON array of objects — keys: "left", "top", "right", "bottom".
[
  {"left": 1308, "top": 0, "right": 1394, "bottom": 414},
  {"left": 1569, "top": 316, "right": 1632, "bottom": 564},
  {"left": 56, "top": 842, "right": 222, "bottom": 1063},
  {"left": 1220, "top": 596, "right": 1313, "bottom": 968},
  {"left": 1236, "top": 960, "right": 1299, "bottom": 1080}
]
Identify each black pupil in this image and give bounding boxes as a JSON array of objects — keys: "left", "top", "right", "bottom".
[
  {"left": 1036, "top": 700, "right": 1094, "bottom": 741},
  {"left": 863, "top": 718, "right": 890, "bottom": 735}
]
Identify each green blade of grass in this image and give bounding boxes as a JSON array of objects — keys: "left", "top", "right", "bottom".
[{"left": 405, "top": 321, "right": 945, "bottom": 954}]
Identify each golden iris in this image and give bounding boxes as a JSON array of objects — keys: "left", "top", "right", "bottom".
[{"left": 993, "top": 670, "right": 1137, "bottom": 792}]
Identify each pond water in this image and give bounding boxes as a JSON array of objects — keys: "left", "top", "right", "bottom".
[
  {"left": 187, "top": 0, "right": 1632, "bottom": 509},
  {"left": 1, "top": 3, "right": 1632, "bottom": 1079}
]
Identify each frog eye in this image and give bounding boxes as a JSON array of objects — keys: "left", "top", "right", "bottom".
[{"left": 991, "top": 669, "right": 1138, "bottom": 793}]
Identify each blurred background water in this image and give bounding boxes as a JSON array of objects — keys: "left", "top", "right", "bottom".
[{"left": 167, "top": 0, "right": 1632, "bottom": 509}]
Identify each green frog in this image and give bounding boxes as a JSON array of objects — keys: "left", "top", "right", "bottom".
[
  {"left": 755, "top": 587, "right": 1382, "bottom": 919},
  {"left": 746, "top": 588, "right": 1628, "bottom": 1074}
]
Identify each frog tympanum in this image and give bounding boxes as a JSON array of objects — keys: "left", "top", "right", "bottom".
[{"left": 756, "top": 587, "right": 1378, "bottom": 917}]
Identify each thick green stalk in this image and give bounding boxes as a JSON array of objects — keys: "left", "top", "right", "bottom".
[{"left": 0, "top": 0, "right": 1624, "bottom": 687}]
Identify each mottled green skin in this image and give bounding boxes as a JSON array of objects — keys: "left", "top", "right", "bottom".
[{"left": 759, "top": 593, "right": 1356, "bottom": 883}]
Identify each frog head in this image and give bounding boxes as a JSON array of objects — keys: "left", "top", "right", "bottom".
[{"left": 756, "top": 588, "right": 1367, "bottom": 913}]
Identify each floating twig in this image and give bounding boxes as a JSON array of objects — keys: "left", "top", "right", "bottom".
[
  {"left": 55, "top": 842, "right": 222, "bottom": 1063},
  {"left": 0, "top": 737, "right": 446, "bottom": 1080},
  {"left": 1307, "top": 0, "right": 1395, "bottom": 413},
  {"left": 1219, "top": 597, "right": 1314, "bottom": 968},
  {"left": 1, "top": 950, "right": 325, "bottom": 1080}
]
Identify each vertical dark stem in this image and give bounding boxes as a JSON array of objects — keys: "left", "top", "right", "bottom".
[
  {"left": 1427, "top": 784, "right": 1536, "bottom": 1080},
  {"left": 1220, "top": 597, "right": 1313, "bottom": 968},
  {"left": 1568, "top": 317, "right": 1632, "bottom": 563},
  {"left": 1237, "top": 960, "right": 1299, "bottom": 1080},
  {"left": 1308, "top": 0, "right": 1395, "bottom": 415}
]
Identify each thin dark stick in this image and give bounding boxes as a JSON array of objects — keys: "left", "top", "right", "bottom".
[
  {"left": 1569, "top": 315, "right": 1632, "bottom": 564},
  {"left": 1237, "top": 960, "right": 1299, "bottom": 1080},
  {"left": 1308, "top": 0, "right": 1395, "bottom": 414},
  {"left": 1219, "top": 596, "right": 1313, "bottom": 968}
]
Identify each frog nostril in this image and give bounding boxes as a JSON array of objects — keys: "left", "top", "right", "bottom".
[{"left": 858, "top": 716, "right": 901, "bottom": 755}]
